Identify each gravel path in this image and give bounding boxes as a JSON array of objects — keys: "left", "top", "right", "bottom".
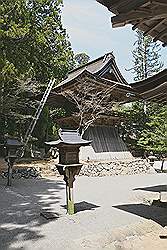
[{"left": 1, "top": 173, "right": 167, "bottom": 249}]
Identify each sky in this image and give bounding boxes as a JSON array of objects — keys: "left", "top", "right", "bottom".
[{"left": 61, "top": 0, "right": 167, "bottom": 82}]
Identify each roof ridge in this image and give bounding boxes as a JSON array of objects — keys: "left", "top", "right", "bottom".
[{"left": 68, "top": 52, "right": 115, "bottom": 74}]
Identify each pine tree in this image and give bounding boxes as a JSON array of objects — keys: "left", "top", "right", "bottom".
[
  {"left": 122, "top": 30, "right": 165, "bottom": 156},
  {"left": 129, "top": 30, "right": 163, "bottom": 81}
]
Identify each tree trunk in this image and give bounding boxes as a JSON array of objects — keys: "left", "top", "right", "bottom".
[{"left": 0, "top": 80, "right": 5, "bottom": 142}]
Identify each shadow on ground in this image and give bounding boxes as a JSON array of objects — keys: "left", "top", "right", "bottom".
[
  {"left": 133, "top": 185, "right": 167, "bottom": 193},
  {"left": 0, "top": 177, "right": 65, "bottom": 250},
  {"left": 113, "top": 203, "right": 167, "bottom": 227},
  {"left": 113, "top": 184, "right": 167, "bottom": 227},
  {"left": 62, "top": 201, "right": 100, "bottom": 213}
]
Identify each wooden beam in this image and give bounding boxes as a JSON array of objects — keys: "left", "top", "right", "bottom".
[
  {"left": 132, "top": 19, "right": 147, "bottom": 30},
  {"left": 96, "top": 0, "right": 112, "bottom": 8},
  {"left": 151, "top": 0, "right": 167, "bottom": 6},
  {"left": 109, "top": 0, "right": 149, "bottom": 14},
  {"left": 136, "top": 22, "right": 167, "bottom": 43},
  {"left": 111, "top": 8, "right": 167, "bottom": 27},
  {"left": 155, "top": 96, "right": 167, "bottom": 103},
  {"left": 144, "top": 92, "right": 166, "bottom": 101},
  {"left": 144, "top": 19, "right": 166, "bottom": 35},
  {"left": 153, "top": 28, "right": 167, "bottom": 42}
]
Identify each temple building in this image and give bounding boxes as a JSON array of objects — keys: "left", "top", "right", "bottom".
[
  {"left": 96, "top": 0, "right": 167, "bottom": 103},
  {"left": 47, "top": 52, "right": 137, "bottom": 161},
  {"left": 46, "top": 50, "right": 167, "bottom": 161}
]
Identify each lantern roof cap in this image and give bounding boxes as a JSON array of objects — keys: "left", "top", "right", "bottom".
[
  {"left": 5, "top": 138, "right": 24, "bottom": 147},
  {"left": 45, "top": 129, "right": 91, "bottom": 147}
]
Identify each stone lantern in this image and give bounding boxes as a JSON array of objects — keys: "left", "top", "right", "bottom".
[
  {"left": 4, "top": 138, "right": 24, "bottom": 186},
  {"left": 45, "top": 129, "right": 91, "bottom": 215}
]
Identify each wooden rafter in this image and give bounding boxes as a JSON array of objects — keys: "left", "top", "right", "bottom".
[
  {"left": 132, "top": 19, "right": 146, "bottom": 30},
  {"left": 145, "top": 92, "right": 167, "bottom": 101},
  {"left": 154, "top": 96, "right": 167, "bottom": 103},
  {"left": 151, "top": 0, "right": 167, "bottom": 7},
  {"left": 153, "top": 28, "right": 167, "bottom": 41},
  {"left": 109, "top": 0, "right": 149, "bottom": 14},
  {"left": 111, "top": 7, "right": 167, "bottom": 27},
  {"left": 144, "top": 19, "right": 166, "bottom": 35},
  {"left": 97, "top": 0, "right": 167, "bottom": 44}
]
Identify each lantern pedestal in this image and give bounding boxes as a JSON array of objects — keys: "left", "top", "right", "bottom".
[{"left": 56, "top": 164, "right": 82, "bottom": 215}]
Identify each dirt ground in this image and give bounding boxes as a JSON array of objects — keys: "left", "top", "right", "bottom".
[
  {"left": 1, "top": 159, "right": 167, "bottom": 249},
  {"left": 104, "top": 228, "right": 167, "bottom": 249},
  {"left": 123, "top": 231, "right": 167, "bottom": 250},
  {"left": 0, "top": 158, "right": 57, "bottom": 176}
]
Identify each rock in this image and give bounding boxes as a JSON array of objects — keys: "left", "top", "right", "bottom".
[{"left": 79, "top": 158, "right": 155, "bottom": 177}]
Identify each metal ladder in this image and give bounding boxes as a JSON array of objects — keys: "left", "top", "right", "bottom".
[{"left": 23, "top": 78, "right": 56, "bottom": 147}]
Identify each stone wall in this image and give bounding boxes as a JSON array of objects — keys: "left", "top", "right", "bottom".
[
  {"left": 0, "top": 157, "right": 156, "bottom": 177},
  {"left": 0, "top": 158, "right": 7, "bottom": 171},
  {"left": 79, "top": 158, "right": 155, "bottom": 177}
]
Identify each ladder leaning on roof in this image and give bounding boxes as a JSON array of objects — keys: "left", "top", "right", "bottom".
[{"left": 23, "top": 78, "right": 56, "bottom": 148}]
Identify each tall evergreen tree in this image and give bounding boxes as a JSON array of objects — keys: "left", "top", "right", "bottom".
[
  {"left": 0, "top": 0, "right": 74, "bottom": 142},
  {"left": 128, "top": 30, "right": 163, "bottom": 81},
  {"left": 122, "top": 30, "right": 165, "bottom": 155}
]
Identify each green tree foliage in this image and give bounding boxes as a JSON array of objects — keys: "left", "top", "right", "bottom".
[
  {"left": 120, "top": 102, "right": 146, "bottom": 153},
  {"left": 122, "top": 30, "right": 165, "bottom": 155},
  {"left": 137, "top": 104, "right": 167, "bottom": 154},
  {"left": 121, "top": 103, "right": 167, "bottom": 155},
  {"left": 128, "top": 30, "right": 163, "bottom": 81},
  {"left": 74, "top": 52, "right": 90, "bottom": 67},
  {"left": 0, "top": 0, "right": 74, "bottom": 142}
]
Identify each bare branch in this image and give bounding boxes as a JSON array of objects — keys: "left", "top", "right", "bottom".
[{"left": 61, "top": 77, "right": 119, "bottom": 134}]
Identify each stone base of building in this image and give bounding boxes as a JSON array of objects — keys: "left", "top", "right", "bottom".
[{"left": 79, "top": 158, "right": 156, "bottom": 177}]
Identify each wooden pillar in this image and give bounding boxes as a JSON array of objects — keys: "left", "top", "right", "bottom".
[
  {"left": 7, "top": 159, "right": 13, "bottom": 186},
  {"left": 66, "top": 183, "right": 74, "bottom": 215},
  {"left": 161, "top": 159, "right": 165, "bottom": 172},
  {"left": 65, "top": 167, "right": 75, "bottom": 215}
]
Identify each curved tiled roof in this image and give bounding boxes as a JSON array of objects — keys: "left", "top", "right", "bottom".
[
  {"left": 53, "top": 52, "right": 127, "bottom": 91},
  {"left": 45, "top": 129, "right": 91, "bottom": 146},
  {"left": 46, "top": 53, "right": 166, "bottom": 106}
]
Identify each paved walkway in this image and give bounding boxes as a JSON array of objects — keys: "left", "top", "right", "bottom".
[{"left": 1, "top": 173, "right": 167, "bottom": 249}]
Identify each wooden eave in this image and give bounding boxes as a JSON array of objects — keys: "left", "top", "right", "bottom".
[
  {"left": 130, "top": 69, "right": 167, "bottom": 103},
  {"left": 46, "top": 52, "right": 135, "bottom": 106},
  {"left": 53, "top": 52, "right": 127, "bottom": 90},
  {"left": 45, "top": 93, "right": 77, "bottom": 110},
  {"left": 97, "top": 0, "right": 167, "bottom": 45},
  {"left": 47, "top": 70, "right": 137, "bottom": 106},
  {"left": 54, "top": 70, "right": 132, "bottom": 92},
  {"left": 56, "top": 114, "right": 124, "bottom": 127}
]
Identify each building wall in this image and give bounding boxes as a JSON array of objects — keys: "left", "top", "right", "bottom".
[{"left": 80, "top": 126, "right": 133, "bottom": 161}]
